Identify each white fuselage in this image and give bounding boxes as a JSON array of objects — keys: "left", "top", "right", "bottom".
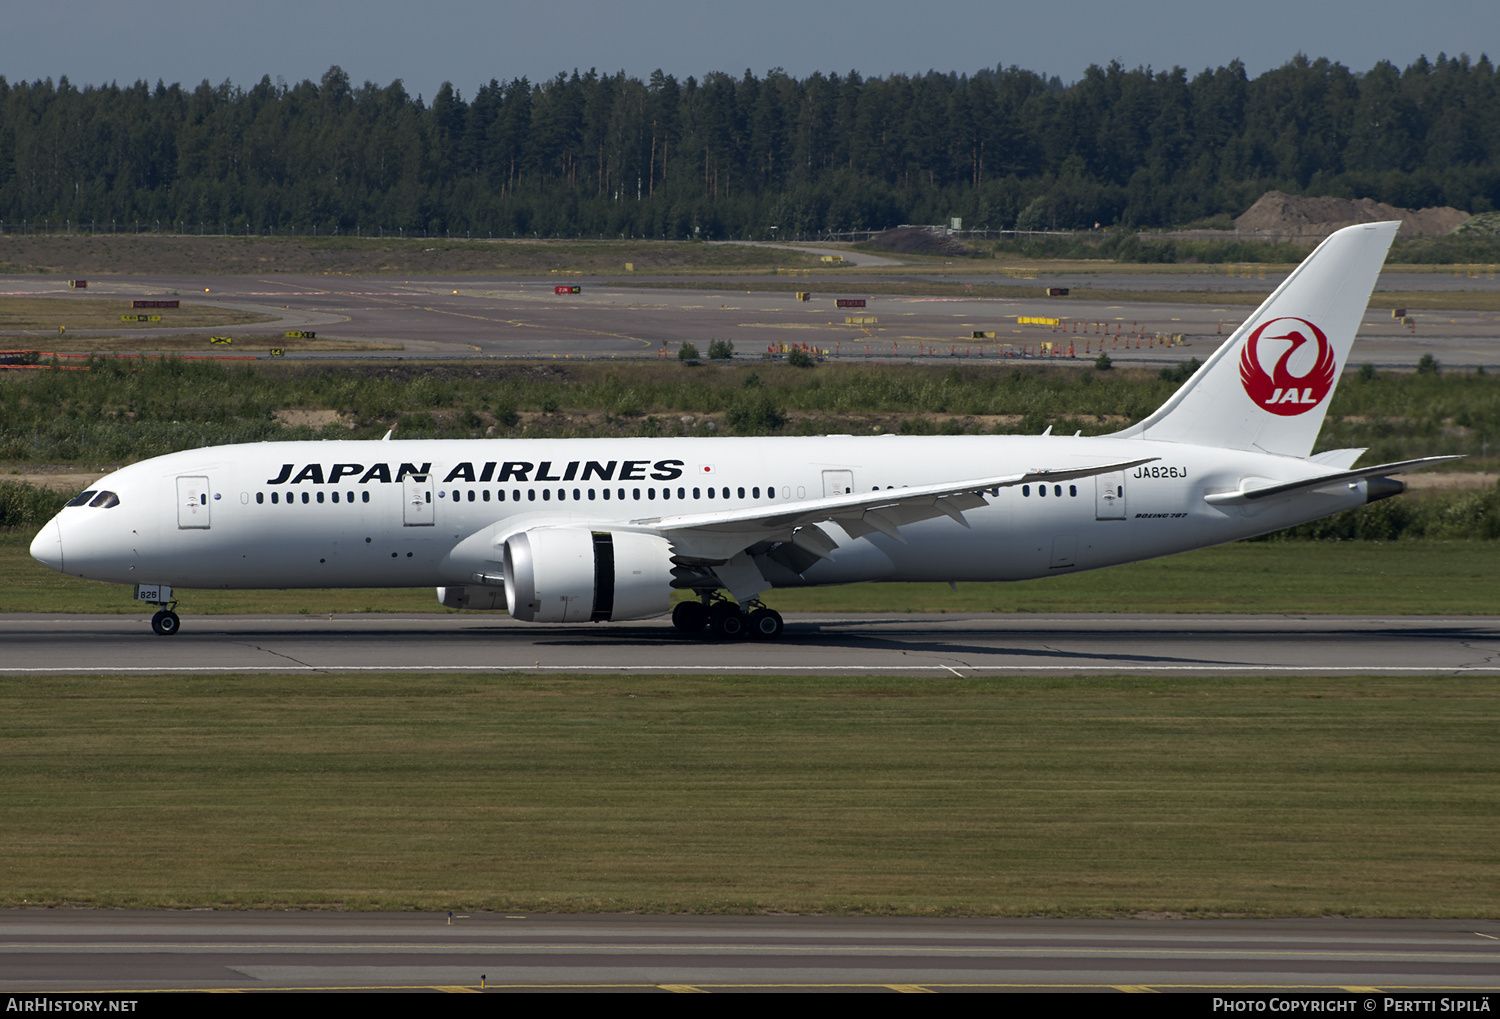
[{"left": 38, "top": 434, "right": 1369, "bottom": 593}]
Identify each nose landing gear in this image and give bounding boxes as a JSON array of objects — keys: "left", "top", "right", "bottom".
[{"left": 136, "top": 586, "right": 182, "bottom": 636}]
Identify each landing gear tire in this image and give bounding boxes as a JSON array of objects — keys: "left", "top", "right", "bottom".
[
  {"left": 708, "top": 603, "right": 747, "bottom": 640},
  {"left": 672, "top": 601, "right": 709, "bottom": 634},
  {"left": 151, "top": 610, "right": 181, "bottom": 636},
  {"left": 747, "top": 608, "right": 784, "bottom": 640}
]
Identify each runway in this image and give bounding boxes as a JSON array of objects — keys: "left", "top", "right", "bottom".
[
  {"left": 2, "top": 613, "right": 1497, "bottom": 675},
  {"left": 4, "top": 268, "right": 1497, "bottom": 368},
  {"left": 1, "top": 912, "right": 1496, "bottom": 992}
]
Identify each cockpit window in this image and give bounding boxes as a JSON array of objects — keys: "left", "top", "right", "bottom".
[
  {"left": 88, "top": 491, "right": 120, "bottom": 508},
  {"left": 66, "top": 490, "right": 98, "bottom": 507}
]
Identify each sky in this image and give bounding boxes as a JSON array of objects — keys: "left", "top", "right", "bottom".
[{"left": 1, "top": 0, "right": 1495, "bottom": 100}]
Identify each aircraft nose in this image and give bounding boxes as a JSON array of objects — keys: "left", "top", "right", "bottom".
[{"left": 30, "top": 519, "right": 63, "bottom": 573}]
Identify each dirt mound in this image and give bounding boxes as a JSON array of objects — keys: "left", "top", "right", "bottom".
[
  {"left": 869, "top": 226, "right": 971, "bottom": 256},
  {"left": 1234, "top": 190, "right": 1470, "bottom": 240}
]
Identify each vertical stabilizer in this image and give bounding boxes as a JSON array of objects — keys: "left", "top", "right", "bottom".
[{"left": 1111, "top": 221, "right": 1398, "bottom": 457}]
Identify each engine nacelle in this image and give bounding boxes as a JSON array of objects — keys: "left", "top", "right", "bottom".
[{"left": 503, "top": 528, "right": 676, "bottom": 623}]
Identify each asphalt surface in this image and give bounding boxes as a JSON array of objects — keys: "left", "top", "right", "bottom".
[
  {"left": 2, "top": 912, "right": 1497, "bottom": 992},
  {"left": 2, "top": 613, "right": 1498, "bottom": 675},
  {"left": 3, "top": 268, "right": 1497, "bottom": 368}
]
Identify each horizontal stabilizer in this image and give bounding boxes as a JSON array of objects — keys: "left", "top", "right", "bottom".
[{"left": 1203, "top": 456, "right": 1463, "bottom": 506}]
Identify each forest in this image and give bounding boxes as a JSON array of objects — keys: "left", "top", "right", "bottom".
[{"left": 1, "top": 54, "right": 1497, "bottom": 239}]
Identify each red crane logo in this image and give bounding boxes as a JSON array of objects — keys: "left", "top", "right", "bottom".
[{"left": 1239, "top": 317, "right": 1335, "bottom": 416}]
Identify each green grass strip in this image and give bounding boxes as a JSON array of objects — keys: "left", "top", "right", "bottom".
[
  {"left": 1, "top": 673, "right": 1494, "bottom": 916},
  {"left": 4, "top": 538, "right": 1497, "bottom": 616}
]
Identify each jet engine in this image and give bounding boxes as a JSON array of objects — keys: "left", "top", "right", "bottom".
[{"left": 503, "top": 528, "right": 675, "bottom": 623}]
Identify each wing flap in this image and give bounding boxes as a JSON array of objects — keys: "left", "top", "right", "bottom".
[{"left": 625, "top": 456, "right": 1158, "bottom": 561}]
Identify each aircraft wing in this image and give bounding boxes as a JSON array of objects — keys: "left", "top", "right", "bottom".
[
  {"left": 622, "top": 457, "right": 1159, "bottom": 564},
  {"left": 1203, "top": 455, "right": 1464, "bottom": 506}
]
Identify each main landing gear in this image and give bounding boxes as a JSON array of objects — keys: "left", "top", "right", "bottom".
[{"left": 672, "top": 596, "right": 783, "bottom": 640}]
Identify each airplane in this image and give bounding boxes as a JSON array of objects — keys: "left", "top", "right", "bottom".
[{"left": 29, "top": 221, "right": 1455, "bottom": 639}]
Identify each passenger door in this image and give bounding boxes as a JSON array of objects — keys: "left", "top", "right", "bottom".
[
  {"left": 403, "top": 476, "right": 434, "bottom": 526},
  {"left": 1095, "top": 473, "right": 1126, "bottom": 520},
  {"left": 822, "top": 470, "right": 854, "bottom": 498},
  {"left": 176, "top": 476, "right": 211, "bottom": 529}
]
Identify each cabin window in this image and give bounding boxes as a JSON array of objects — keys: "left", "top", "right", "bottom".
[
  {"left": 602, "top": 489, "right": 610, "bottom": 500},
  {"left": 301, "top": 492, "right": 310, "bottom": 504},
  {"left": 632, "top": 488, "right": 641, "bottom": 500},
  {"left": 694, "top": 487, "right": 702, "bottom": 499},
  {"left": 738, "top": 487, "right": 745, "bottom": 499},
  {"left": 316, "top": 492, "right": 324, "bottom": 503},
  {"left": 678, "top": 487, "right": 685, "bottom": 499},
  {"left": 648, "top": 488, "right": 655, "bottom": 500},
  {"left": 256, "top": 492, "right": 264, "bottom": 505},
  {"left": 362, "top": 491, "right": 370, "bottom": 503},
  {"left": 1054, "top": 485, "right": 1063, "bottom": 497},
  {"left": 1069, "top": 485, "right": 1077, "bottom": 497},
  {"left": 753, "top": 487, "right": 760, "bottom": 498},
  {"left": 543, "top": 489, "right": 551, "bottom": 501},
  {"left": 588, "top": 489, "right": 596, "bottom": 500},
  {"left": 528, "top": 489, "right": 536, "bottom": 502},
  {"left": 332, "top": 492, "right": 340, "bottom": 504},
  {"left": 1022, "top": 485, "right": 1030, "bottom": 497}
]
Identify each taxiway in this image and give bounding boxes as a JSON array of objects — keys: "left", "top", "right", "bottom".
[{"left": 1, "top": 912, "right": 1496, "bottom": 993}]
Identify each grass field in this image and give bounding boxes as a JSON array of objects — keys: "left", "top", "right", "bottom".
[
  {"left": 1, "top": 672, "right": 1493, "bottom": 915},
  {"left": 0, "top": 234, "right": 826, "bottom": 277},
  {"left": 3, "top": 532, "right": 1496, "bottom": 616},
  {"left": 11, "top": 333, "right": 402, "bottom": 354},
  {"left": 5, "top": 356, "right": 1495, "bottom": 472},
  {"left": 0, "top": 297, "right": 269, "bottom": 332}
]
